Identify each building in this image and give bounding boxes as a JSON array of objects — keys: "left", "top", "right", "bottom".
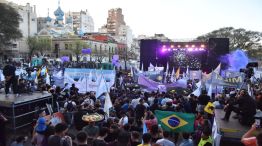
[
  {"left": 100, "top": 8, "right": 133, "bottom": 48},
  {"left": 37, "top": 17, "right": 47, "bottom": 33},
  {"left": 65, "top": 10, "right": 94, "bottom": 35},
  {"left": 2, "top": 2, "right": 37, "bottom": 58},
  {"left": 101, "top": 8, "right": 126, "bottom": 35}
]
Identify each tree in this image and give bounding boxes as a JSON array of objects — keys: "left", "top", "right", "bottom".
[
  {"left": 27, "top": 36, "right": 51, "bottom": 58},
  {"left": 71, "top": 39, "right": 87, "bottom": 62},
  {"left": 196, "top": 27, "right": 262, "bottom": 51},
  {"left": 37, "top": 37, "right": 51, "bottom": 55},
  {"left": 27, "top": 36, "right": 38, "bottom": 59},
  {"left": 0, "top": 3, "right": 22, "bottom": 53}
]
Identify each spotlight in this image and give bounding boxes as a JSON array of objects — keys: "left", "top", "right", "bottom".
[
  {"left": 185, "top": 45, "right": 189, "bottom": 48},
  {"left": 201, "top": 44, "right": 205, "bottom": 48},
  {"left": 188, "top": 48, "right": 193, "bottom": 51},
  {"left": 168, "top": 48, "right": 171, "bottom": 51},
  {"left": 192, "top": 45, "right": 195, "bottom": 48},
  {"left": 171, "top": 45, "right": 174, "bottom": 48},
  {"left": 161, "top": 49, "right": 167, "bottom": 52},
  {"left": 178, "top": 45, "right": 181, "bottom": 48}
]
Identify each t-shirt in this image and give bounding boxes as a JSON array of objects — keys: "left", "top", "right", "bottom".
[
  {"left": 135, "top": 104, "right": 146, "bottom": 118},
  {"left": 83, "top": 125, "right": 99, "bottom": 138},
  {"left": 156, "top": 138, "right": 175, "bottom": 146},
  {"left": 31, "top": 132, "right": 44, "bottom": 146}
]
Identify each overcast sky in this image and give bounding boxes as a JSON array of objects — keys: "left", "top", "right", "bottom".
[{"left": 7, "top": 0, "right": 262, "bottom": 39}]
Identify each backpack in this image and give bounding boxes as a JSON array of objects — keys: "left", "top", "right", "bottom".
[{"left": 66, "top": 101, "right": 74, "bottom": 112}]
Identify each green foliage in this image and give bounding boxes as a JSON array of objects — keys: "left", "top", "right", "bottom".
[
  {"left": 196, "top": 27, "right": 262, "bottom": 60},
  {"left": 27, "top": 36, "right": 51, "bottom": 57},
  {"left": 71, "top": 39, "right": 86, "bottom": 62},
  {"left": 196, "top": 27, "right": 262, "bottom": 51},
  {"left": 0, "top": 3, "right": 22, "bottom": 50}
]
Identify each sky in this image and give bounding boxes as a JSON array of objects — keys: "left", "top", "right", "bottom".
[{"left": 7, "top": 0, "right": 262, "bottom": 39}]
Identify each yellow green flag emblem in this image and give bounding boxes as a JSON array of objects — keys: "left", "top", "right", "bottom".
[{"left": 155, "top": 110, "right": 195, "bottom": 132}]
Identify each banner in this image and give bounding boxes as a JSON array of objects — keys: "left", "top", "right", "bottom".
[
  {"left": 138, "top": 75, "right": 187, "bottom": 91},
  {"left": 64, "top": 68, "right": 115, "bottom": 93},
  {"left": 208, "top": 72, "right": 242, "bottom": 87}
]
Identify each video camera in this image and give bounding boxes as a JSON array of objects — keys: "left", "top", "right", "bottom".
[{"left": 239, "top": 62, "right": 258, "bottom": 79}]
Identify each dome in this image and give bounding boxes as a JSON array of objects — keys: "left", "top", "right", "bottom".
[
  {"left": 56, "top": 15, "right": 64, "bottom": 21},
  {"left": 46, "top": 16, "right": 52, "bottom": 22},
  {"left": 54, "top": 6, "right": 64, "bottom": 17}
]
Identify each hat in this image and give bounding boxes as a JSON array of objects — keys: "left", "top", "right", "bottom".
[
  {"left": 36, "top": 117, "right": 47, "bottom": 132},
  {"left": 229, "top": 91, "right": 236, "bottom": 95}
]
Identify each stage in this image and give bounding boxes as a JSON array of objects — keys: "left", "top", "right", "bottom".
[
  {"left": 0, "top": 92, "right": 52, "bottom": 131},
  {"left": 214, "top": 109, "right": 250, "bottom": 145}
]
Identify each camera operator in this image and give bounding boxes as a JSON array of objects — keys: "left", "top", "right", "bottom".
[
  {"left": 222, "top": 89, "right": 256, "bottom": 126},
  {"left": 3, "top": 61, "right": 18, "bottom": 97}
]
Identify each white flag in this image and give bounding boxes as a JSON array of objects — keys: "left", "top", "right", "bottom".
[
  {"left": 104, "top": 92, "right": 113, "bottom": 117},
  {"left": 208, "top": 84, "right": 212, "bottom": 97},
  {"left": 170, "top": 68, "right": 175, "bottom": 82},
  {"left": 214, "top": 63, "right": 221, "bottom": 75},
  {"left": 46, "top": 73, "right": 50, "bottom": 85},
  {"left": 96, "top": 76, "right": 108, "bottom": 98},
  {"left": 130, "top": 67, "right": 133, "bottom": 77}
]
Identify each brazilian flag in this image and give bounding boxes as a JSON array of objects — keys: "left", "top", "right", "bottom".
[{"left": 155, "top": 110, "right": 195, "bottom": 133}]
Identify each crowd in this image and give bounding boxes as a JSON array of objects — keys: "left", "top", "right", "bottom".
[{"left": 1, "top": 61, "right": 262, "bottom": 146}]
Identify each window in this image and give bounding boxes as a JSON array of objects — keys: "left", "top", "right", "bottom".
[{"left": 65, "top": 44, "right": 68, "bottom": 50}]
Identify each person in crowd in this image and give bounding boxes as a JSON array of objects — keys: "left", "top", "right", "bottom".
[
  {"left": 10, "top": 136, "right": 27, "bottom": 146},
  {"left": 150, "top": 98, "right": 160, "bottom": 113},
  {"left": 104, "top": 124, "right": 120, "bottom": 143},
  {"left": 222, "top": 89, "right": 256, "bottom": 125},
  {"left": 41, "top": 126, "right": 55, "bottom": 146},
  {"left": 64, "top": 97, "right": 77, "bottom": 126},
  {"left": 76, "top": 131, "right": 88, "bottom": 146},
  {"left": 138, "top": 133, "right": 152, "bottom": 146},
  {"left": 3, "top": 61, "right": 18, "bottom": 96},
  {"left": 198, "top": 127, "right": 212, "bottom": 146},
  {"left": 118, "top": 110, "right": 129, "bottom": 127},
  {"left": 179, "top": 133, "right": 193, "bottom": 146},
  {"left": 189, "top": 94, "right": 198, "bottom": 113},
  {"left": 48, "top": 123, "right": 72, "bottom": 146},
  {"left": 131, "top": 131, "right": 141, "bottom": 146},
  {"left": 156, "top": 131, "right": 175, "bottom": 146},
  {"left": 32, "top": 110, "right": 48, "bottom": 146},
  {"left": 150, "top": 124, "right": 163, "bottom": 143},
  {"left": 82, "top": 121, "right": 99, "bottom": 139},
  {"left": 197, "top": 90, "right": 210, "bottom": 112},
  {"left": 144, "top": 111, "right": 158, "bottom": 132},
  {"left": 135, "top": 99, "right": 147, "bottom": 125},
  {"left": 70, "top": 83, "right": 78, "bottom": 96},
  {"left": 92, "top": 127, "right": 108, "bottom": 146},
  {"left": 241, "top": 123, "right": 262, "bottom": 146}
]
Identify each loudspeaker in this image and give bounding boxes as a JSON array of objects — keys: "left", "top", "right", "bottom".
[
  {"left": 205, "top": 38, "right": 230, "bottom": 73},
  {"left": 140, "top": 39, "right": 160, "bottom": 71}
]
